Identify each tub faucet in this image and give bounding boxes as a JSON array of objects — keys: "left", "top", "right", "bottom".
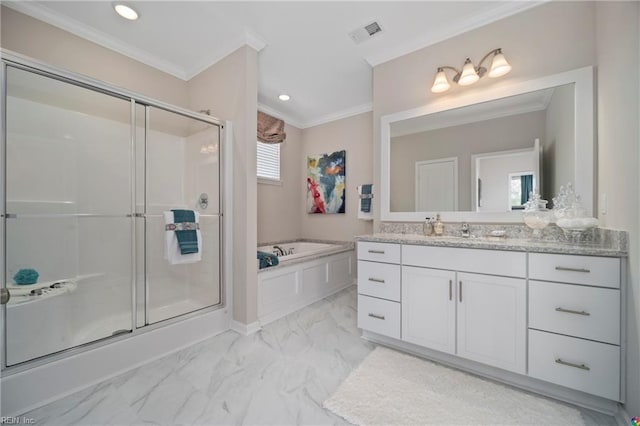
[
  {"left": 273, "top": 245, "right": 286, "bottom": 256},
  {"left": 461, "top": 223, "right": 470, "bottom": 238}
]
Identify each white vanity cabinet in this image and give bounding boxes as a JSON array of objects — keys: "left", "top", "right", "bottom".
[
  {"left": 456, "top": 272, "right": 526, "bottom": 373},
  {"left": 527, "top": 253, "right": 622, "bottom": 401},
  {"left": 402, "top": 266, "right": 456, "bottom": 354},
  {"left": 356, "top": 242, "right": 401, "bottom": 339},
  {"left": 401, "top": 245, "right": 527, "bottom": 374},
  {"left": 356, "top": 239, "right": 624, "bottom": 403}
]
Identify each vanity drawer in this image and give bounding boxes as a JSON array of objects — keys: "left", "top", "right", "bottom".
[
  {"left": 357, "top": 261, "right": 401, "bottom": 302},
  {"left": 402, "top": 245, "right": 526, "bottom": 278},
  {"left": 357, "top": 295, "right": 401, "bottom": 339},
  {"left": 528, "top": 329, "right": 620, "bottom": 401},
  {"left": 529, "top": 253, "right": 620, "bottom": 288},
  {"left": 357, "top": 242, "right": 401, "bottom": 264},
  {"left": 529, "top": 281, "right": 620, "bottom": 344}
]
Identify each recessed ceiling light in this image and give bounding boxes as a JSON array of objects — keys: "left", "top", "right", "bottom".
[
  {"left": 114, "top": 3, "right": 139, "bottom": 20},
  {"left": 278, "top": 94, "right": 290, "bottom": 101}
]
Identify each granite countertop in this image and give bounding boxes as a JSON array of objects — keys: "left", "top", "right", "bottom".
[{"left": 356, "top": 233, "right": 627, "bottom": 257}]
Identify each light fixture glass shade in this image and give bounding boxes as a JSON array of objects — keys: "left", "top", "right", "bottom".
[
  {"left": 200, "top": 145, "right": 208, "bottom": 154},
  {"left": 458, "top": 59, "right": 479, "bottom": 86},
  {"left": 430, "top": 70, "right": 450, "bottom": 93},
  {"left": 489, "top": 51, "right": 511, "bottom": 78},
  {"left": 114, "top": 4, "right": 139, "bottom": 20}
]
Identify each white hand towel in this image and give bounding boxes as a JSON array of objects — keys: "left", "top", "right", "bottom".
[{"left": 163, "top": 211, "right": 202, "bottom": 265}]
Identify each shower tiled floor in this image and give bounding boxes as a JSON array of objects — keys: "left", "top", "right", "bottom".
[{"left": 24, "top": 286, "right": 616, "bottom": 425}]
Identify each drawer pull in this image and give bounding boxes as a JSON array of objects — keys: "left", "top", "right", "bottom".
[
  {"left": 449, "top": 280, "right": 452, "bottom": 301},
  {"left": 555, "top": 307, "right": 591, "bottom": 316},
  {"left": 555, "top": 358, "right": 590, "bottom": 371},
  {"left": 459, "top": 281, "right": 463, "bottom": 303},
  {"left": 555, "top": 266, "right": 591, "bottom": 273},
  {"left": 368, "top": 250, "right": 385, "bottom": 254},
  {"left": 368, "top": 313, "right": 385, "bottom": 320},
  {"left": 368, "top": 278, "right": 385, "bottom": 284}
]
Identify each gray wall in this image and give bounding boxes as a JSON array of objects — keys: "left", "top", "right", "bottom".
[
  {"left": 300, "top": 112, "right": 374, "bottom": 241},
  {"left": 257, "top": 123, "right": 303, "bottom": 244},
  {"left": 595, "top": 2, "right": 640, "bottom": 416},
  {"left": 544, "top": 84, "right": 575, "bottom": 205}
]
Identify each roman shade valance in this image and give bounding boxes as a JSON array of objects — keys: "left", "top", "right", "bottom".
[{"left": 257, "top": 111, "right": 286, "bottom": 144}]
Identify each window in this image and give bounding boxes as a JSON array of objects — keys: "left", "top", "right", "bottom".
[{"left": 257, "top": 141, "right": 280, "bottom": 182}]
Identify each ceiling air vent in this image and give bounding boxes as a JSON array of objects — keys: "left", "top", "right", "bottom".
[{"left": 348, "top": 21, "right": 383, "bottom": 45}]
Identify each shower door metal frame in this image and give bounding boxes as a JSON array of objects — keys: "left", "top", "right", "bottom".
[{"left": 0, "top": 49, "right": 226, "bottom": 374}]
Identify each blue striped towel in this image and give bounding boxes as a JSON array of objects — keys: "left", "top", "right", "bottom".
[
  {"left": 171, "top": 209, "right": 199, "bottom": 255},
  {"left": 360, "top": 184, "right": 372, "bottom": 213}
]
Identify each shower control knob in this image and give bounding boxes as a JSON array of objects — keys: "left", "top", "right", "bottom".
[{"left": 199, "top": 193, "right": 209, "bottom": 210}]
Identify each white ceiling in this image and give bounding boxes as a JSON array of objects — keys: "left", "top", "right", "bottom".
[{"left": 5, "top": 1, "right": 542, "bottom": 128}]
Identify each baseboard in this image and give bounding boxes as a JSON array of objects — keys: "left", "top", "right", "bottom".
[
  {"left": 230, "top": 320, "right": 262, "bottom": 336},
  {"left": 615, "top": 404, "right": 632, "bottom": 426}
]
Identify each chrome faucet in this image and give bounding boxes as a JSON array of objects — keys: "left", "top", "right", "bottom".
[
  {"left": 273, "top": 245, "right": 286, "bottom": 256},
  {"left": 461, "top": 223, "right": 470, "bottom": 238}
]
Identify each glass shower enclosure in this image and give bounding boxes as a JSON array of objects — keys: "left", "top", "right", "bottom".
[{"left": 1, "top": 57, "right": 223, "bottom": 367}]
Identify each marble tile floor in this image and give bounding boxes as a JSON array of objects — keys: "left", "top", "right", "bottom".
[{"left": 23, "top": 286, "right": 616, "bottom": 426}]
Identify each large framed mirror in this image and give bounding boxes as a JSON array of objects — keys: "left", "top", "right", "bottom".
[{"left": 380, "top": 66, "right": 594, "bottom": 222}]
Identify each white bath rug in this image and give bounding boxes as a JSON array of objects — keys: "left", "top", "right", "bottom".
[{"left": 323, "top": 346, "right": 585, "bottom": 425}]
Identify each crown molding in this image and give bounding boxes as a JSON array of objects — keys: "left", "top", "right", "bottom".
[
  {"left": 5, "top": 2, "right": 267, "bottom": 83},
  {"left": 365, "top": 1, "right": 546, "bottom": 67},
  {"left": 185, "top": 31, "right": 267, "bottom": 80},
  {"left": 258, "top": 101, "right": 372, "bottom": 129},
  {"left": 244, "top": 30, "right": 268, "bottom": 52},
  {"left": 259, "top": 102, "right": 373, "bottom": 129},
  {"left": 301, "top": 102, "right": 373, "bottom": 129},
  {"left": 4, "top": 1, "right": 189, "bottom": 80}
]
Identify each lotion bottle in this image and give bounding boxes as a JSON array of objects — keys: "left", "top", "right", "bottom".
[{"left": 433, "top": 213, "right": 444, "bottom": 236}]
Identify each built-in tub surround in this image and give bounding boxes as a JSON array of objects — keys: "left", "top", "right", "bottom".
[
  {"left": 257, "top": 240, "right": 355, "bottom": 325},
  {"left": 257, "top": 239, "right": 355, "bottom": 269}
]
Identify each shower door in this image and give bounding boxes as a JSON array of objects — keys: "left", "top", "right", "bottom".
[
  {"left": 141, "top": 107, "right": 221, "bottom": 325},
  {"left": 1, "top": 58, "right": 223, "bottom": 368},
  {"left": 3, "top": 66, "right": 135, "bottom": 366}
]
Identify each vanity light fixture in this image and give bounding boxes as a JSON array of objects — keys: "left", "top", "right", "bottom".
[
  {"left": 113, "top": 3, "right": 139, "bottom": 21},
  {"left": 278, "top": 94, "right": 291, "bottom": 101},
  {"left": 430, "top": 48, "right": 511, "bottom": 93}
]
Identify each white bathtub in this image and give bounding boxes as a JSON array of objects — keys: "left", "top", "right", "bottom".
[
  {"left": 257, "top": 241, "right": 354, "bottom": 325},
  {"left": 258, "top": 241, "right": 339, "bottom": 262}
]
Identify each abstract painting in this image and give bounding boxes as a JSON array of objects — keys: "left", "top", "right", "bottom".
[{"left": 307, "top": 150, "right": 346, "bottom": 214}]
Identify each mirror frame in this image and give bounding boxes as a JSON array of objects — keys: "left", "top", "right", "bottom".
[{"left": 380, "top": 66, "right": 594, "bottom": 222}]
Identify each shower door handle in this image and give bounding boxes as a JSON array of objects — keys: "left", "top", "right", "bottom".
[{"left": 1, "top": 288, "right": 10, "bottom": 305}]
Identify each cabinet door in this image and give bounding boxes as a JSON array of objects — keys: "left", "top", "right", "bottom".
[
  {"left": 456, "top": 272, "right": 526, "bottom": 374},
  {"left": 402, "top": 267, "right": 456, "bottom": 354}
]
